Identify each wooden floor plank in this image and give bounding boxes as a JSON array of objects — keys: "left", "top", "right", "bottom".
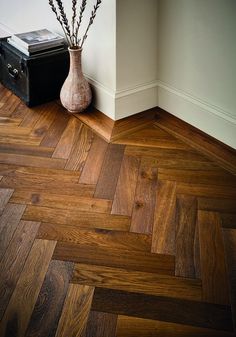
[
  {"left": 65, "top": 123, "right": 93, "bottom": 171},
  {"left": 37, "top": 223, "right": 151, "bottom": 252},
  {"left": 151, "top": 180, "right": 176, "bottom": 255},
  {"left": 84, "top": 311, "right": 117, "bottom": 337},
  {"left": 55, "top": 284, "right": 94, "bottom": 337},
  {"left": 116, "top": 316, "right": 236, "bottom": 337},
  {"left": 40, "top": 108, "right": 70, "bottom": 147},
  {"left": 53, "top": 117, "right": 82, "bottom": 159},
  {"left": 0, "top": 143, "right": 54, "bottom": 157},
  {"left": 177, "top": 182, "right": 236, "bottom": 198},
  {"left": 198, "top": 197, "right": 236, "bottom": 213},
  {"left": 92, "top": 288, "right": 233, "bottom": 331},
  {"left": 72, "top": 263, "right": 202, "bottom": 301},
  {"left": 223, "top": 228, "right": 236, "bottom": 331},
  {"left": 0, "top": 174, "right": 95, "bottom": 198},
  {"left": 0, "top": 153, "right": 66, "bottom": 169},
  {"left": 0, "top": 221, "right": 40, "bottom": 320},
  {"left": 111, "top": 155, "right": 140, "bottom": 216},
  {"left": 154, "top": 109, "right": 236, "bottom": 174},
  {"left": 23, "top": 205, "right": 130, "bottom": 231},
  {"left": 113, "top": 124, "right": 191, "bottom": 150},
  {"left": 0, "top": 203, "right": 26, "bottom": 261},
  {"left": 0, "top": 239, "right": 56, "bottom": 337},
  {"left": 0, "top": 188, "right": 13, "bottom": 215},
  {"left": 198, "top": 211, "right": 230, "bottom": 305},
  {"left": 130, "top": 162, "right": 158, "bottom": 234},
  {"left": 94, "top": 144, "right": 125, "bottom": 200},
  {"left": 30, "top": 103, "right": 57, "bottom": 138},
  {"left": 175, "top": 195, "right": 200, "bottom": 278},
  {"left": 79, "top": 135, "right": 108, "bottom": 185},
  {"left": 25, "top": 260, "right": 74, "bottom": 337},
  {"left": 54, "top": 242, "right": 175, "bottom": 274},
  {"left": 11, "top": 190, "right": 112, "bottom": 214},
  {"left": 158, "top": 168, "right": 236, "bottom": 186}
]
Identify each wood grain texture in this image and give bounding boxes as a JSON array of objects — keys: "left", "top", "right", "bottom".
[
  {"left": 40, "top": 107, "right": 70, "bottom": 147},
  {"left": 0, "top": 143, "right": 54, "bottom": 157},
  {"left": 0, "top": 203, "right": 26, "bottom": 261},
  {"left": 0, "top": 221, "right": 40, "bottom": 320},
  {"left": 113, "top": 124, "right": 190, "bottom": 150},
  {"left": 23, "top": 205, "right": 130, "bottom": 231},
  {"left": 25, "top": 260, "right": 74, "bottom": 337},
  {"left": 0, "top": 172, "right": 95, "bottom": 198},
  {"left": 151, "top": 180, "right": 176, "bottom": 255},
  {"left": 79, "top": 135, "right": 108, "bottom": 185},
  {"left": 116, "top": 316, "right": 236, "bottom": 337},
  {"left": 53, "top": 118, "right": 82, "bottom": 159},
  {"left": 55, "top": 284, "right": 94, "bottom": 337},
  {"left": 11, "top": 190, "right": 112, "bottom": 214},
  {"left": 94, "top": 144, "right": 125, "bottom": 200},
  {"left": 54, "top": 242, "right": 175, "bottom": 274},
  {"left": 92, "top": 288, "right": 233, "bottom": 331},
  {"left": 111, "top": 155, "right": 140, "bottom": 216},
  {"left": 130, "top": 163, "right": 158, "bottom": 234},
  {"left": 223, "top": 228, "right": 236, "bottom": 331},
  {"left": 84, "top": 311, "right": 117, "bottom": 337},
  {"left": 175, "top": 195, "right": 200, "bottom": 278},
  {"left": 65, "top": 124, "right": 93, "bottom": 171},
  {"left": 37, "top": 223, "right": 151, "bottom": 252},
  {"left": 154, "top": 108, "right": 236, "bottom": 174},
  {"left": 198, "top": 211, "right": 230, "bottom": 305},
  {"left": 0, "top": 153, "right": 66, "bottom": 169},
  {"left": 0, "top": 188, "right": 13, "bottom": 215},
  {"left": 0, "top": 87, "right": 236, "bottom": 335},
  {"left": 177, "top": 182, "right": 236, "bottom": 198},
  {"left": 72, "top": 263, "right": 201, "bottom": 301},
  {"left": 0, "top": 239, "right": 56, "bottom": 337},
  {"left": 158, "top": 167, "right": 236, "bottom": 186}
]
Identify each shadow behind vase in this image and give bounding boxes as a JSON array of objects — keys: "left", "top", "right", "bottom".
[{"left": 60, "top": 47, "right": 92, "bottom": 113}]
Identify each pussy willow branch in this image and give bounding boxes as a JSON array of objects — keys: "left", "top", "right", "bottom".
[
  {"left": 80, "top": 0, "right": 102, "bottom": 48},
  {"left": 48, "top": 0, "right": 71, "bottom": 46},
  {"left": 75, "top": 0, "right": 86, "bottom": 45},
  {"left": 71, "top": 0, "right": 77, "bottom": 46},
  {"left": 49, "top": 0, "right": 102, "bottom": 48},
  {"left": 55, "top": 0, "right": 73, "bottom": 46}
]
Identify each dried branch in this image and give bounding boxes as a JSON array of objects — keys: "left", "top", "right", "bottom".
[
  {"left": 75, "top": 0, "right": 86, "bottom": 44},
  {"left": 48, "top": 0, "right": 102, "bottom": 48},
  {"left": 71, "top": 0, "right": 77, "bottom": 46},
  {"left": 80, "top": 0, "right": 102, "bottom": 48},
  {"left": 55, "top": 0, "right": 73, "bottom": 46},
  {"left": 48, "top": 0, "right": 71, "bottom": 46}
]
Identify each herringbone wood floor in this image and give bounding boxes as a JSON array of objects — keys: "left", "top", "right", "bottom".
[{"left": 0, "top": 85, "right": 236, "bottom": 337}]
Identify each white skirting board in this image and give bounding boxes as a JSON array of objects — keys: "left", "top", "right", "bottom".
[
  {"left": 87, "top": 77, "right": 158, "bottom": 121},
  {"left": 157, "top": 81, "right": 236, "bottom": 149}
]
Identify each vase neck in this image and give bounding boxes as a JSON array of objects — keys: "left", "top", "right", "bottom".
[{"left": 68, "top": 48, "right": 83, "bottom": 75}]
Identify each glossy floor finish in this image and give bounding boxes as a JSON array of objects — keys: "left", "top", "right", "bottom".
[{"left": 0, "top": 86, "right": 236, "bottom": 337}]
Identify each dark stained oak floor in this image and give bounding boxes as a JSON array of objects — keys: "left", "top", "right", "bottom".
[{"left": 0, "top": 87, "right": 236, "bottom": 337}]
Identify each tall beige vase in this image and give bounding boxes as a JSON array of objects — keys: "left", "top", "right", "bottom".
[{"left": 60, "top": 47, "right": 92, "bottom": 113}]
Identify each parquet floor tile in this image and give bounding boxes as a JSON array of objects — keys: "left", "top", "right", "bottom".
[{"left": 0, "top": 89, "right": 236, "bottom": 336}]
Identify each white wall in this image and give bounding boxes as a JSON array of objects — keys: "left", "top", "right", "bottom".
[
  {"left": 116, "top": 0, "right": 158, "bottom": 119},
  {"left": 0, "top": 0, "right": 117, "bottom": 118},
  {"left": 157, "top": 0, "right": 236, "bottom": 148}
]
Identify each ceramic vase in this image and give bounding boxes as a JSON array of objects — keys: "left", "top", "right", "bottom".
[{"left": 60, "top": 47, "right": 92, "bottom": 113}]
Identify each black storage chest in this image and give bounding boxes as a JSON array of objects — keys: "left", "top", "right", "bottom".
[{"left": 0, "top": 41, "right": 69, "bottom": 106}]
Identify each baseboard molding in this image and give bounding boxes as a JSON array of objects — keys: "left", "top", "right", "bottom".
[
  {"left": 86, "top": 76, "right": 158, "bottom": 121},
  {"left": 115, "top": 81, "right": 158, "bottom": 120},
  {"left": 86, "top": 76, "right": 116, "bottom": 120},
  {"left": 157, "top": 81, "right": 236, "bottom": 149}
]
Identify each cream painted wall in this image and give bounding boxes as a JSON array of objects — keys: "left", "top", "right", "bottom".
[
  {"left": 115, "top": 0, "right": 158, "bottom": 118},
  {"left": 157, "top": 0, "right": 236, "bottom": 148}
]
